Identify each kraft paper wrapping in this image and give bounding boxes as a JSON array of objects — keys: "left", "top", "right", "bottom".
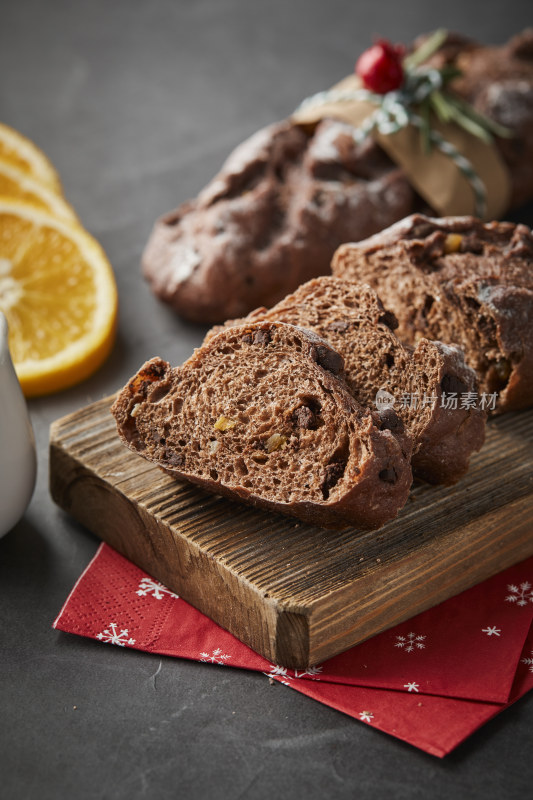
[{"left": 292, "top": 74, "right": 511, "bottom": 221}]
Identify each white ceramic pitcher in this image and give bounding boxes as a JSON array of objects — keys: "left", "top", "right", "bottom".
[{"left": 0, "top": 312, "right": 36, "bottom": 537}]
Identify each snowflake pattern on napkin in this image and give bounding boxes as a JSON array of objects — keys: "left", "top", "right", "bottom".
[{"left": 53, "top": 545, "right": 533, "bottom": 758}]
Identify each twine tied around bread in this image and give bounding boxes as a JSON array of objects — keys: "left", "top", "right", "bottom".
[{"left": 293, "top": 31, "right": 513, "bottom": 220}]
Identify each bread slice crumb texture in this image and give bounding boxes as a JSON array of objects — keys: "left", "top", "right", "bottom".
[{"left": 112, "top": 322, "right": 413, "bottom": 529}]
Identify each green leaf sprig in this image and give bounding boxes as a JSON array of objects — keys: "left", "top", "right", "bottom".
[{"left": 404, "top": 29, "right": 513, "bottom": 153}]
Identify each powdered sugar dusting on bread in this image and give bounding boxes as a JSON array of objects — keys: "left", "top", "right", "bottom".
[
  {"left": 484, "top": 80, "right": 533, "bottom": 127},
  {"left": 222, "top": 125, "right": 277, "bottom": 175},
  {"left": 308, "top": 121, "right": 349, "bottom": 162},
  {"left": 432, "top": 341, "right": 463, "bottom": 359},
  {"left": 167, "top": 245, "right": 201, "bottom": 289}
]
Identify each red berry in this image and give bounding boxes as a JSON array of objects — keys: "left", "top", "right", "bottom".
[{"left": 355, "top": 40, "right": 404, "bottom": 94}]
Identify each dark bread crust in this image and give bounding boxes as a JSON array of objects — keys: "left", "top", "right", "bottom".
[
  {"left": 143, "top": 30, "right": 533, "bottom": 324},
  {"left": 206, "top": 277, "right": 486, "bottom": 485},
  {"left": 332, "top": 214, "right": 533, "bottom": 413},
  {"left": 111, "top": 322, "right": 413, "bottom": 530},
  {"left": 142, "top": 120, "right": 415, "bottom": 323},
  {"left": 409, "top": 339, "right": 485, "bottom": 481}
]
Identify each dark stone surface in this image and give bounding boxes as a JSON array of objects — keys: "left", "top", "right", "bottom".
[{"left": 1, "top": 1, "right": 532, "bottom": 797}]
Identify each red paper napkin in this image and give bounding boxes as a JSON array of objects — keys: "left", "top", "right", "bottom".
[{"left": 53, "top": 544, "right": 533, "bottom": 757}]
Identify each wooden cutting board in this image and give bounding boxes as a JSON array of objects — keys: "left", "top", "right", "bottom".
[{"left": 49, "top": 397, "right": 533, "bottom": 669}]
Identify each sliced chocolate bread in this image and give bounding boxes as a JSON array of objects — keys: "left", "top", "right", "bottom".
[
  {"left": 206, "top": 277, "right": 485, "bottom": 485},
  {"left": 111, "top": 322, "right": 413, "bottom": 530},
  {"left": 332, "top": 214, "right": 533, "bottom": 413}
]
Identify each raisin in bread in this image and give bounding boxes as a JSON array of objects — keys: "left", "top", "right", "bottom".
[
  {"left": 206, "top": 277, "right": 486, "bottom": 485},
  {"left": 142, "top": 30, "right": 533, "bottom": 324},
  {"left": 111, "top": 322, "right": 413, "bottom": 530},
  {"left": 332, "top": 214, "right": 533, "bottom": 413}
]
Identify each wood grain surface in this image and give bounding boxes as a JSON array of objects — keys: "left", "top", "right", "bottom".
[{"left": 49, "top": 396, "right": 533, "bottom": 668}]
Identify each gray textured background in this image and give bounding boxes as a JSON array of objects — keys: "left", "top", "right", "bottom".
[{"left": 1, "top": 1, "right": 532, "bottom": 798}]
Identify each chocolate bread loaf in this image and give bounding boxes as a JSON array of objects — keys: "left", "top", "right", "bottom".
[
  {"left": 207, "top": 277, "right": 486, "bottom": 485},
  {"left": 142, "top": 120, "right": 416, "bottom": 323},
  {"left": 332, "top": 214, "right": 533, "bottom": 413},
  {"left": 111, "top": 322, "right": 413, "bottom": 530},
  {"left": 143, "top": 30, "right": 533, "bottom": 324}
]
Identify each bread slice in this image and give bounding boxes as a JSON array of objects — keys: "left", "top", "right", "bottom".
[
  {"left": 332, "top": 214, "right": 533, "bottom": 413},
  {"left": 111, "top": 322, "right": 413, "bottom": 530},
  {"left": 206, "top": 277, "right": 485, "bottom": 485}
]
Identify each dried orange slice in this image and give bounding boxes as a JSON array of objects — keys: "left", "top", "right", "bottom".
[
  {"left": 0, "top": 159, "right": 77, "bottom": 222},
  {"left": 0, "top": 199, "right": 118, "bottom": 396},
  {"left": 0, "top": 122, "right": 62, "bottom": 194}
]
